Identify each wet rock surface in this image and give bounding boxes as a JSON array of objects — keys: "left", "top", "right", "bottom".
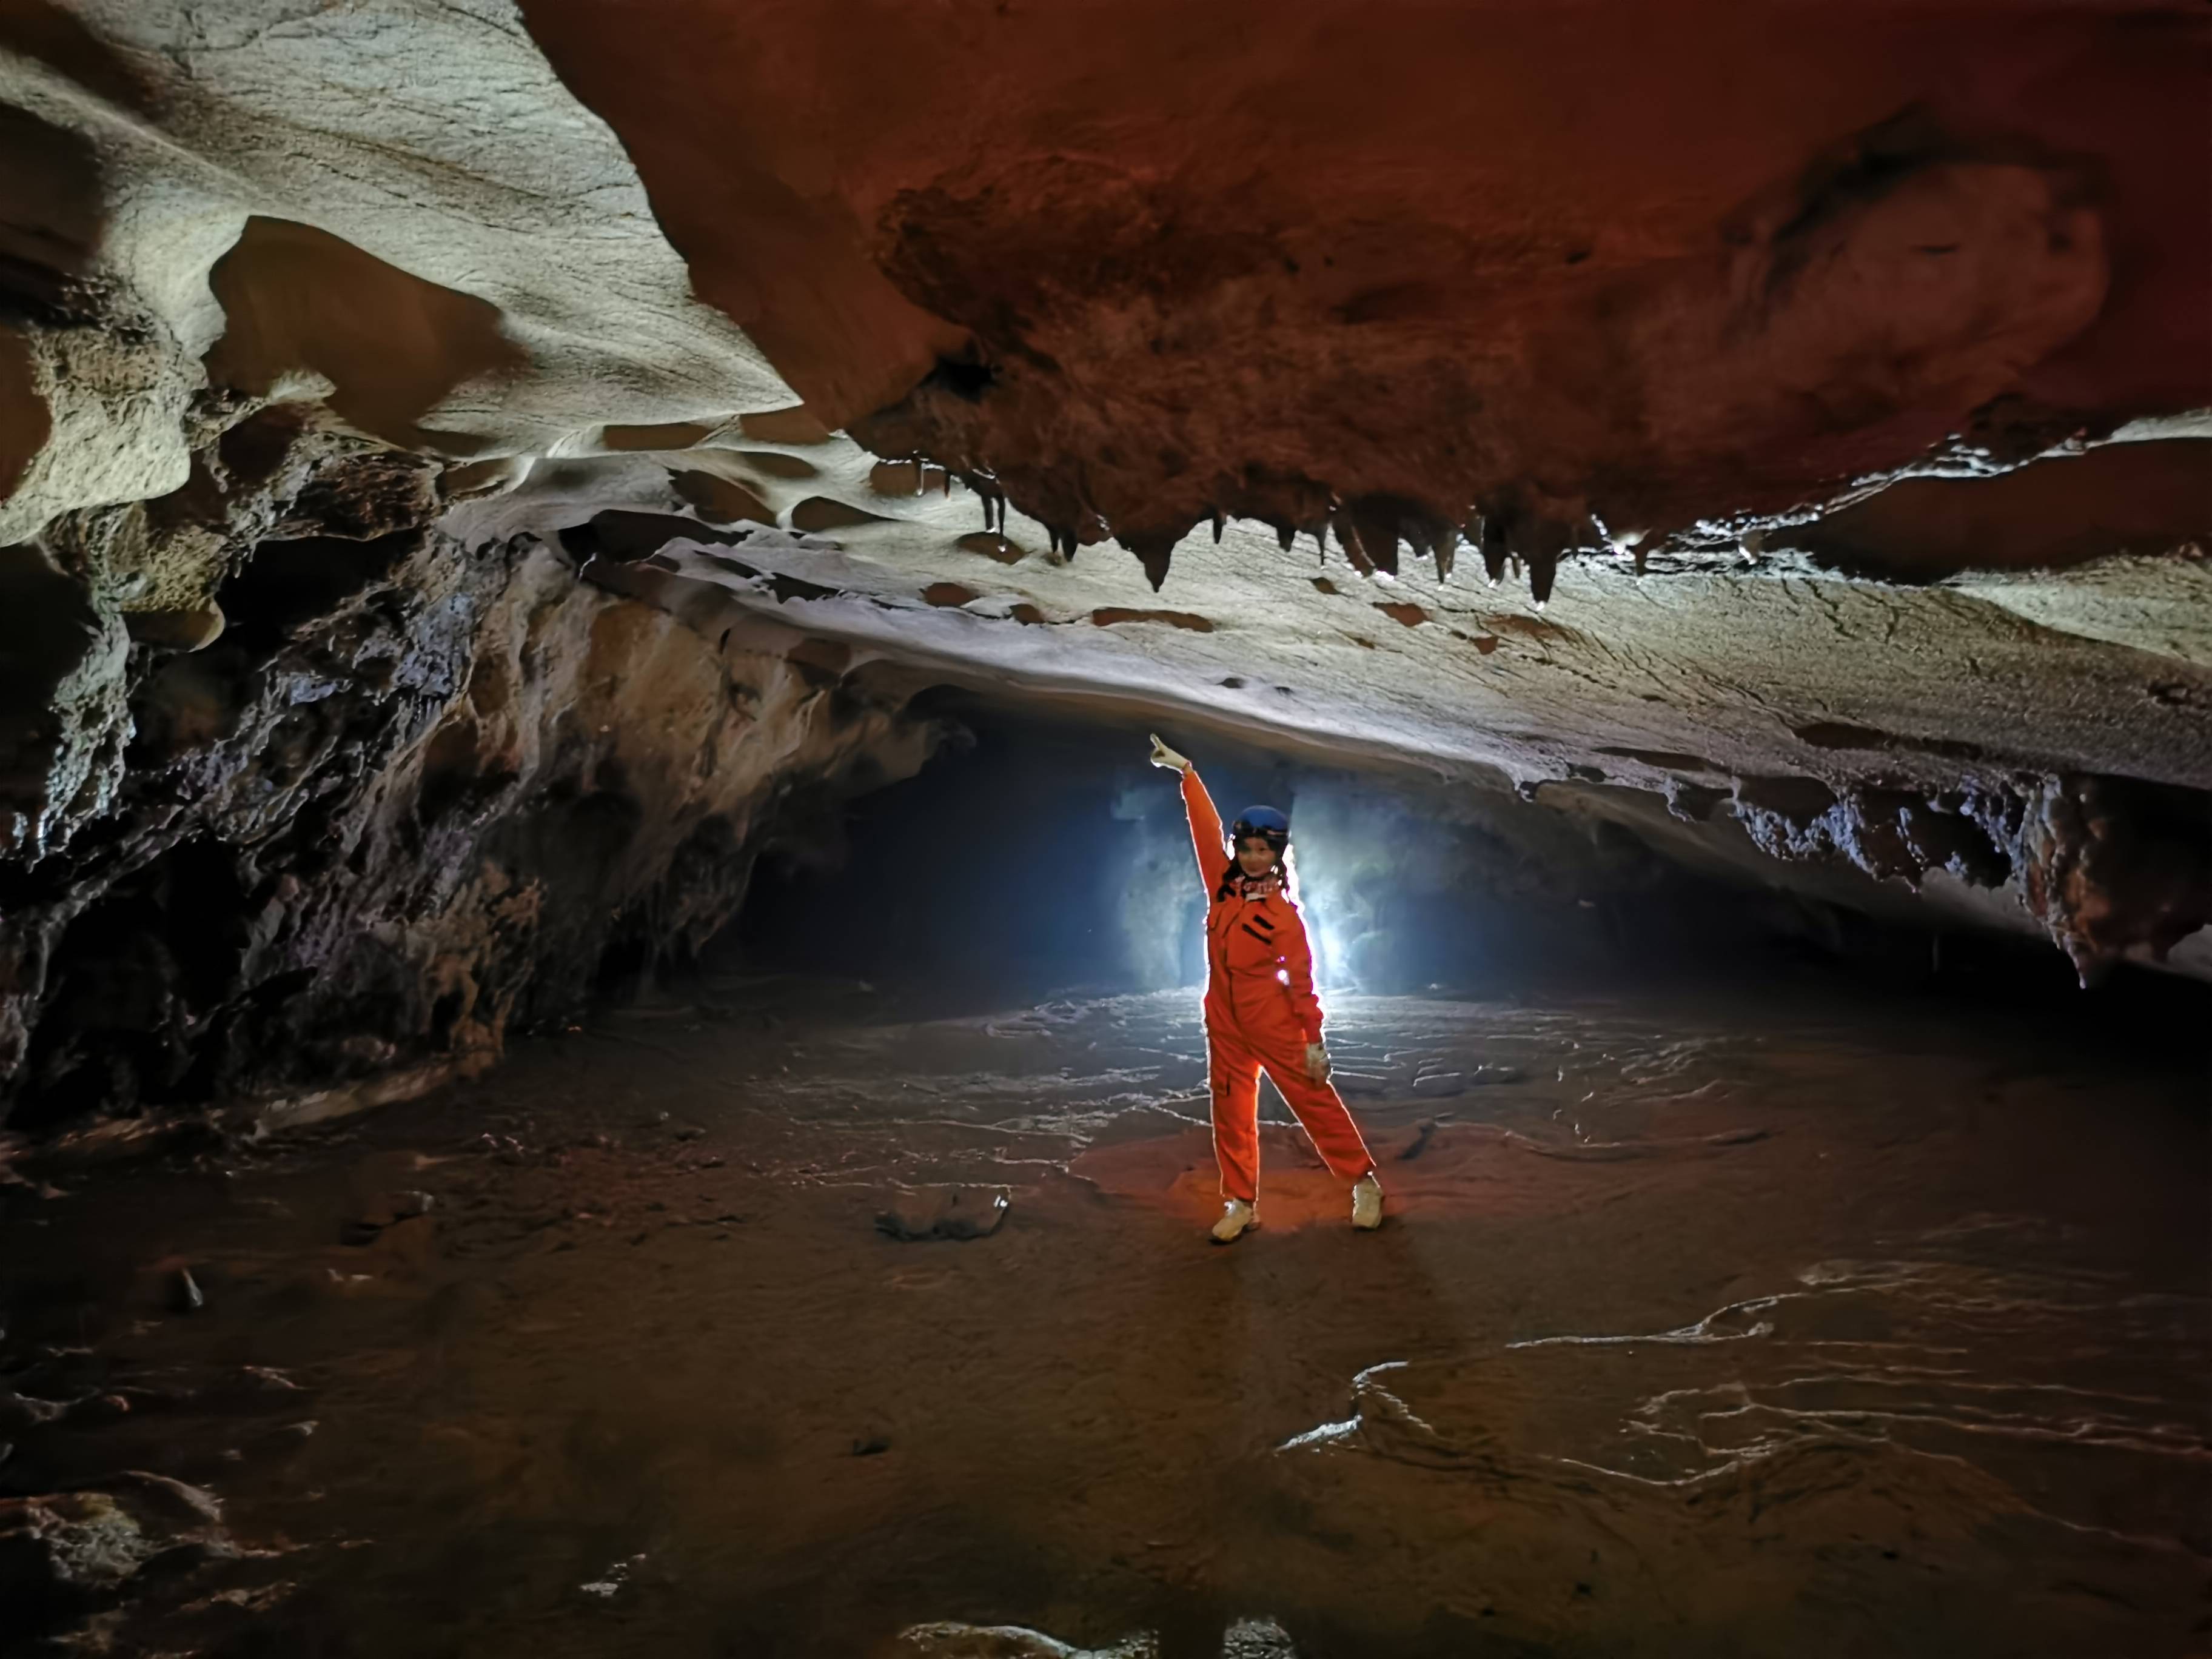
[
  {"left": 0, "top": 976, "right": 2200, "bottom": 1656},
  {"left": 0, "top": 1469, "right": 233, "bottom": 1605}
]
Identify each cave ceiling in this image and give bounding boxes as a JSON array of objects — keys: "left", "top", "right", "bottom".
[{"left": 1, "top": 0, "right": 2208, "bottom": 996}]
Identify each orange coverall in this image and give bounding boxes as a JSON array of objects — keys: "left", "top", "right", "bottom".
[{"left": 1181, "top": 768, "right": 1375, "bottom": 1202}]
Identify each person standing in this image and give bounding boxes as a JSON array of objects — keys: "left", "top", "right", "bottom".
[{"left": 1149, "top": 734, "right": 1383, "bottom": 1242}]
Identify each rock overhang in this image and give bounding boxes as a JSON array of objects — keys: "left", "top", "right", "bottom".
[
  {"left": 0, "top": 0, "right": 2201, "bottom": 1087},
  {"left": 514, "top": 0, "right": 2208, "bottom": 592}
]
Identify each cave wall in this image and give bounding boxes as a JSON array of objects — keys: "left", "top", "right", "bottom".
[
  {"left": 0, "top": 2, "right": 946, "bottom": 1131},
  {"left": 1, "top": 492, "right": 936, "bottom": 1133},
  {"left": 0, "top": 520, "right": 933, "bottom": 1141}
]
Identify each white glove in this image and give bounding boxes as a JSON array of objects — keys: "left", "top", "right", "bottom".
[
  {"left": 1305, "top": 1042, "right": 1331, "bottom": 1083},
  {"left": 1148, "top": 732, "right": 1191, "bottom": 773}
]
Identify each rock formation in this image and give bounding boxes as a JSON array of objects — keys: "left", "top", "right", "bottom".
[{"left": 1, "top": 0, "right": 2207, "bottom": 1129}]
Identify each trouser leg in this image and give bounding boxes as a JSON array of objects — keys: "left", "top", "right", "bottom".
[
  {"left": 1259, "top": 1041, "right": 1376, "bottom": 1182},
  {"left": 1207, "top": 1024, "right": 1262, "bottom": 1201}
]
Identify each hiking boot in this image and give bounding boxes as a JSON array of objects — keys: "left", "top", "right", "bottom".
[
  {"left": 1210, "top": 1198, "right": 1258, "bottom": 1244},
  {"left": 1351, "top": 1171, "right": 1384, "bottom": 1231}
]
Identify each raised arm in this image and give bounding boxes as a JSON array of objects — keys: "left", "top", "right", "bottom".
[
  {"left": 1181, "top": 768, "right": 1225, "bottom": 894},
  {"left": 1150, "top": 734, "right": 1224, "bottom": 895}
]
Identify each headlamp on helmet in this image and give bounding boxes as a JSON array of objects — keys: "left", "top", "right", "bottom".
[{"left": 1230, "top": 805, "right": 1290, "bottom": 854}]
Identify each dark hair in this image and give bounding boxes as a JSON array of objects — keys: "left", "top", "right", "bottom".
[{"left": 1215, "top": 840, "right": 1301, "bottom": 904}]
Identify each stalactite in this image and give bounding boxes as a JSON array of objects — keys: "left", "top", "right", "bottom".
[
  {"left": 1124, "top": 532, "right": 1176, "bottom": 591},
  {"left": 1528, "top": 545, "right": 1558, "bottom": 606},
  {"left": 1480, "top": 509, "right": 1511, "bottom": 588},
  {"left": 1347, "top": 498, "right": 1401, "bottom": 577},
  {"left": 1328, "top": 508, "right": 1376, "bottom": 576}
]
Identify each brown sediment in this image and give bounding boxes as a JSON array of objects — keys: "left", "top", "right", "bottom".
[
  {"left": 955, "top": 531, "right": 1026, "bottom": 565},
  {"left": 204, "top": 218, "right": 528, "bottom": 452},
  {"left": 734, "top": 449, "right": 820, "bottom": 481},
  {"left": 671, "top": 470, "right": 778, "bottom": 527},
  {"left": 790, "top": 495, "right": 894, "bottom": 532},
  {"left": 599, "top": 420, "right": 717, "bottom": 452},
  {"left": 1791, "top": 441, "right": 2212, "bottom": 582},
  {"left": 1090, "top": 608, "right": 1215, "bottom": 633},
  {"left": 0, "top": 984, "right": 2198, "bottom": 1656},
  {"left": 738, "top": 407, "right": 837, "bottom": 446}
]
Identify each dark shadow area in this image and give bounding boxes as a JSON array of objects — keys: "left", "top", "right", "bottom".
[{"left": 215, "top": 531, "right": 417, "bottom": 649}]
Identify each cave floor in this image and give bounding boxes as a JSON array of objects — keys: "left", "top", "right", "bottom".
[{"left": 2, "top": 981, "right": 2206, "bottom": 1658}]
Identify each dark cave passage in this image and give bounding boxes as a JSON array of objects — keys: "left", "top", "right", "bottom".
[{"left": 725, "top": 694, "right": 2212, "bottom": 1047}]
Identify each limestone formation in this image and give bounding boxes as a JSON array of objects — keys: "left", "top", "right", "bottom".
[
  {"left": 1, "top": 1, "right": 2207, "bottom": 1129},
  {"left": 2, "top": 514, "right": 937, "bottom": 1129}
]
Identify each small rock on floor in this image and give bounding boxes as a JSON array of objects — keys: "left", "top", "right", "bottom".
[
  {"left": 890, "top": 1625, "right": 1156, "bottom": 1659},
  {"left": 875, "top": 1187, "right": 1010, "bottom": 1242},
  {"left": 0, "top": 1470, "right": 234, "bottom": 1629},
  {"left": 890, "top": 1621, "right": 1290, "bottom": 1659},
  {"left": 1221, "top": 1618, "right": 1298, "bottom": 1657}
]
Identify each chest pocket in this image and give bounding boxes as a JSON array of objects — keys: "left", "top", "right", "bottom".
[{"left": 1210, "top": 896, "right": 1285, "bottom": 973}]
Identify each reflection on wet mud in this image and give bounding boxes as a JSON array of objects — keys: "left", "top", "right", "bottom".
[
  {"left": 1276, "top": 1221, "right": 2207, "bottom": 1651},
  {"left": 0, "top": 981, "right": 2204, "bottom": 1656}
]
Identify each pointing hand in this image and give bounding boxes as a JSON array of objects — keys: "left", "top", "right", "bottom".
[{"left": 1148, "top": 733, "right": 1191, "bottom": 773}]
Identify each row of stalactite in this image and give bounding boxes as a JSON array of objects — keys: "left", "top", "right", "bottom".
[{"left": 875, "top": 448, "right": 1609, "bottom": 603}]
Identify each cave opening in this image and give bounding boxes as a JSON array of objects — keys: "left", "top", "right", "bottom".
[{"left": 724, "top": 692, "right": 2211, "bottom": 1044}]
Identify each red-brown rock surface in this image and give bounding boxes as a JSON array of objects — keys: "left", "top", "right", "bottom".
[{"left": 519, "top": 0, "right": 2208, "bottom": 586}]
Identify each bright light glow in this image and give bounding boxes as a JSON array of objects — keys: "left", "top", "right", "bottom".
[
  {"left": 1111, "top": 779, "right": 1206, "bottom": 989},
  {"left": 1275, "top": 779, "right": 1490, "bottom": 994}
]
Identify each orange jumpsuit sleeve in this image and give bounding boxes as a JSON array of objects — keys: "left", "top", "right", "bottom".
[
  {"left": 1179, "top": 766, "right": 1226, "bottom": 894},
  {"left": 1276, "top": 900, "right": 1326, "bottom": 1043}
]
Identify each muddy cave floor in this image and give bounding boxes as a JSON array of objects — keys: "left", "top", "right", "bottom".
[{"left": 2, "top": 974, "right": 2207, "bottom": 1658}]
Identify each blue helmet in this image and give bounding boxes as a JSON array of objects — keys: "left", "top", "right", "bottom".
[{"left": 1230, "top": 805, "right": 1290, "bottom": 853}]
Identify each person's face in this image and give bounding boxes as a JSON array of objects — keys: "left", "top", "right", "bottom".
[{"left": 1236, "top": 837, "right": 1279, "bottom": 878}]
